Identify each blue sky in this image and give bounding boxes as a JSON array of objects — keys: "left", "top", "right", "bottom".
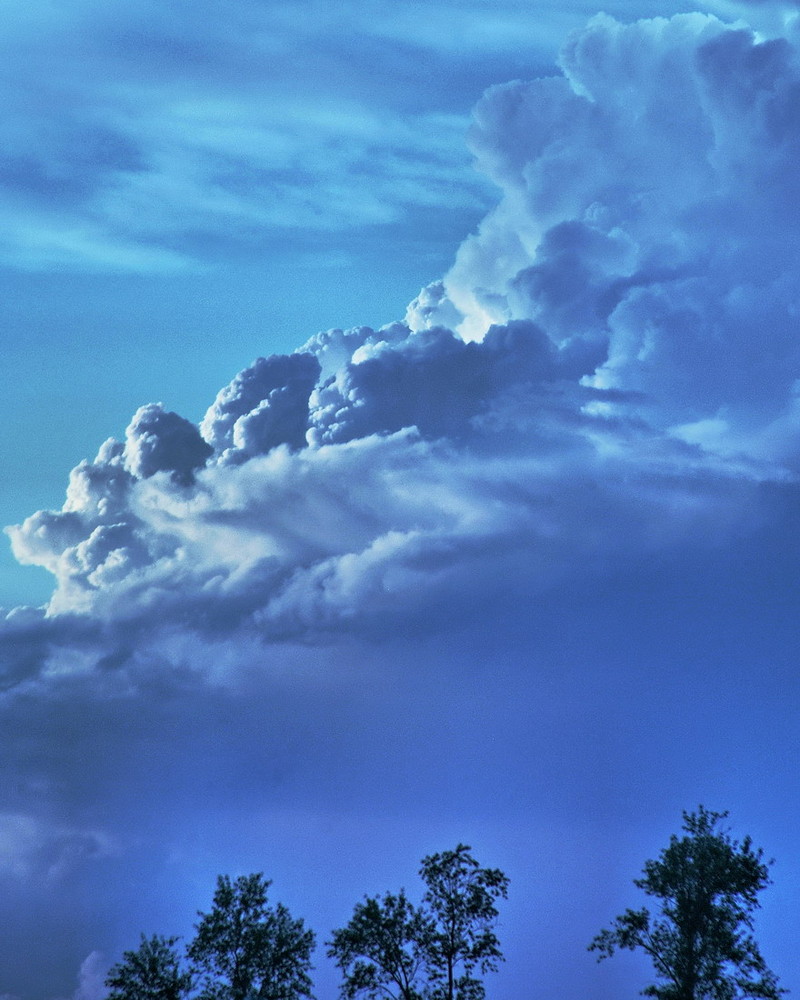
[{"left": 3, "top": 1, "right": 800, "bottom": 998}]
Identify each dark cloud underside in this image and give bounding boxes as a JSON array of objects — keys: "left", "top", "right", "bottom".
[{"left": 4, "top": 7, "right": 800, "bottom": 1000}]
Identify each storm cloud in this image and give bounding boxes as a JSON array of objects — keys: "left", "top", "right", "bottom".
[
  {"left": 4, "top": 9, "right": 800, "bottom": 1000},
  {"left": 10, "top": 13, "right": 800, "bottom": 650}
]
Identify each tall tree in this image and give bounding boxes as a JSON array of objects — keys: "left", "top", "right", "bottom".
[
  {"left": 327, "top": 890, "right": 433, "bottom": 1000},
  {"left": 589, "top": 806, "right": 784, "bottom": 1000},
  {"left": 188, "top": 873, "right": 316, "bottom": 1000},
  {"left": 418, "top": 844, "right": 509, "bottom": 1000},
  {"left": 105, "top": 934, "right": 192, "bottom": 1000}
]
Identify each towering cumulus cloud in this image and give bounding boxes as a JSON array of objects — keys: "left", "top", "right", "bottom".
[
  {"left": 446, "top": 13, "right": 800, "bottom": 458},
  {"left": 8, "top": 12, "right": 800, "bottom": 666},
  {"left": 4, "top": 13, "right": 800, "bottom": 996}
]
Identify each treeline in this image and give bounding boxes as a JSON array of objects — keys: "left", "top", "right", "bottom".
[
  {"left": 105, "top": 844, "right": 507, "bottom": 1000},
  {"left": 105, "top": 809, "right": 785, "bottom": 1000}
]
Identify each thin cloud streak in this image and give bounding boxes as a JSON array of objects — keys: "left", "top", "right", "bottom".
[{"left": 0, "top": 0, "right": 498, "bottom": 272}]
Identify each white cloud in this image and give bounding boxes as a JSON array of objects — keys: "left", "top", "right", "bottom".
[
  {"left": 436, "top": 12, "right": 800, "bottom": 465},
  {"left": 47, "top": 951, "right": 109, "bottom": 1000},
  {"left": 5, "top": 12, "right": 800, "bottom": 997},
  {"left": 0, "top": 813, "right": 117, "bottom": 883},
  {"left": 71, "top": 953, "right": 107, "bottom": 1000},
  {"left": 10, "top": 12, "right": 800, "bottom": 664},
  {"left": 0, "top": 0, "right": 495, "bottom": 272}
]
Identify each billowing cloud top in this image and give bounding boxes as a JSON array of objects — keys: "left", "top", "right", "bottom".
[
  {"left": 7, "top": 12, "right": 800, "bottom": 1000},
  {"left": 7, "top": 11, "right": 800, "bottom": 684},
  {"left": 448, "top": 13, "right": 800, "bottom": 452}
]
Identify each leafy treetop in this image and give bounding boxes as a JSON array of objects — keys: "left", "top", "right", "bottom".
[{"left": 589, "top": 807, "right": 785, "bottom": 1000}]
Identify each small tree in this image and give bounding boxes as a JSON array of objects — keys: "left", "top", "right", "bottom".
[
  {"left": 188, "top": 873, "right": 315, "bottom": 1000},
  {"left": 419, "top": 844, "right": 509, "bottom": 1000},
  {"left": 105, "top": 934, "right": 192, "bottom": 1000},
  {"left": 589, "top": 807, "right": 784, "bottom": 1000},
  {"left": 327, "top": 890, "right": 433, "bottom": 1000}
]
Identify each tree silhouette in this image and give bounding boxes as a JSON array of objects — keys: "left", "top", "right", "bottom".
[
  {"left": 329, "top": 845, "right": 508, "bottom": 1000},
  {"left": 589, "top": 807, "right": 784, "bottom": 1000},
  {"left": 105, "top": 934, "right": 192, "bottom": 1000},
  {"left": 328, "top": 890, "right": 432, "bottom": 1000},
  {"left": 419, "top": 844, "right": 509, "bottom": 1000},
  {"left": 188, "top": 873, "right": 315, "bottom": 1000}
]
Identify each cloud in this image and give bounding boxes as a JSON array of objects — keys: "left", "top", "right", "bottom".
[
  {"left": 0, "top": 813, "right": 117, "bottom": 884},
  {"left": 8, "top": 11, "right": 800, "bottom": 667},
  {"left": 5, "top": 9, "right": 800, "bottom": 999},
  {"left": 201, "top": 353, "right": 321, "bottom": 458},
  {"left": 308, "top": 320, "right": 560, "bottom": 444},
  {"left": 71, "top": 953, "right": 107, "bottom": 1000},
  {"left": 125, "top": 404, "right": 213, "bottom": 483},
  {"left": 435, "top": 12, "right": 800, "bottom": 467},
  {"left": 0, "top": 0, "right": 495, "bottom": 272}
]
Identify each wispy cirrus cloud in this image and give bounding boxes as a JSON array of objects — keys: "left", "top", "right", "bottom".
[
  {"left": 6, "top": 0, "right": 770, "bottom": 274},
  {"left": 0, "top": 0, "right": 498, "bottom": 272}
]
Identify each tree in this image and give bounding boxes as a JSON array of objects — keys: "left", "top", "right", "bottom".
[
  {"left": 105, "top": 934, "right": 192, "bottom": 1000},
  {"left": 187, "top": 873, "right": 316, "bottom": 1000},
  {"left": 419, "top": 844, "right": 509, "bottom": 1000},
  {"left": 589, "top": 807, "right": 785, "bottom": 1000},
  {"left": 327, "top": 890, "right": 433, "bottom": 1000},
  {"left": 328, "top": 846, "right": 508, "bottom": 1000}
]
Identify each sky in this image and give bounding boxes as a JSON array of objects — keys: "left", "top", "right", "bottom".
[{"left": 3, "top": 0, "right": 800, "bottom": 998}]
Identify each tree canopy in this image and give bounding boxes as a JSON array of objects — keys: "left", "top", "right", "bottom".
[
  {"left": 589, "top": 807, "right": 784, "bottom": 1000},
  {"left": 187, "top": 873, "right": 315, "bottom": 1000},
  {"left": 328, "top": 844, "right": 509, "bottom": 1000},
  {"left": 327, "top": 890, "right": 432, "bottom": 1000},
  {"left": 419, "top": 844, "right": 509, "bottom": 1000},
  {"left": 105, "top": 934, "right": 193, "bottom": 1000},
  {"left": 103, "top": 818, "right": 788, "bottom": 1000}
]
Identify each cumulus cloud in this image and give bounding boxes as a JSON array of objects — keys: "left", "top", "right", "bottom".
[
  {"left": 444, "top": 12, "right": 800, "bottom": 458},
  {"left": 124, "top": 404, "right": 213, "bottom": 483},
  {"left": 308, "top": 320, "right": 559, "bottom": 445},
  {"left": 201, "top": 353, "right": 321, "bottom": 459},
  {"left": 71, "top": 953, "right": 107, "bottom": 1000},
  {"left": 0, "top": 813, "right": 117, "bottom": 883},
  {"left": 405, "top": 280, "right": 466, "bottom": 332},
  {"left": 7, "top": 11, "right": 800, "bottom": 673},
  {"left": 7, "top": 12, "right": 800, "bottom": 996}
]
